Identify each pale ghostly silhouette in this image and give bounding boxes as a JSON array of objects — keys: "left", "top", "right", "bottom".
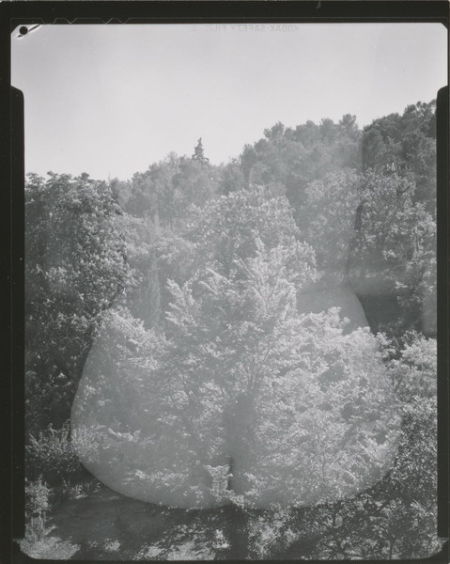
[{"left": 72, "top": 191, "right": 401, "bottom": 509}]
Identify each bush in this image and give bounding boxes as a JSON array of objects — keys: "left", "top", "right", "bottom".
[
  {"left": 26, "top": 423, "right": 84, "bottom": 485},
  {"left": 21, "top": 477, "right": 80, "bottom": 559},
  {"left": 25, "top": 477, "right": 50, "bottom": 521}
]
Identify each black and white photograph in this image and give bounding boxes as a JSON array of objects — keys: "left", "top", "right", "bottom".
[{"left": 11, "top": 18, "right": 447, "bottom": 560}]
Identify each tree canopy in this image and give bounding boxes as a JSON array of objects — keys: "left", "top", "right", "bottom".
[{"left": 24, "top": 98, "right": 439, "bottom": 560}]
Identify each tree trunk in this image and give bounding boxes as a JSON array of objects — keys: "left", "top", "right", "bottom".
[
  {"left": 225, "top": 503, "right": 249, "bottom": 559},
  {"left": 221, "top": 456, "right": 249, "bottom": 560}
]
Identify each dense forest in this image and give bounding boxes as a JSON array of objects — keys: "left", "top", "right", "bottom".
[{"left": 22, "top": 100, "right": 440, "bottom": 560}]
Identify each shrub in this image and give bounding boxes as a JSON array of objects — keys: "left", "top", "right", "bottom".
[
  {"left": 26, "top": 423, "right": 84, "bottom": 485},
  {"left": 24, "top": 477, "right": 50, "bottom": 521},
  {"left": 21, "top": 476, "right": 80, "bottom": 560}
]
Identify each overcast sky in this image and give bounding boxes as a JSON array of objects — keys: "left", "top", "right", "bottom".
[{"left": 12, "top": 23, "right": 447, "bottom": 181}]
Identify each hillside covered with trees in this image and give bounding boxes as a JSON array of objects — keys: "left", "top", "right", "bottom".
[{"left": 22, "top": 100, "right": 440, "bottom": 560}]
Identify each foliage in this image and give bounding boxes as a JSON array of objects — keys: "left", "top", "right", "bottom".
[
  {"left": 125, "top": 153, "right": 219, "bottom": 228},
  {"left": 230, "top": 116, "right": 361, "bottom": 221},
  {"left": 361, "top": 100, "right": 436, "bottom": 209},
  {"left": 258, "top": 333, "right": 440, "bottom": 560},
  {"left": 24, "top": 98, "right": 439, "bottom": 559},
  {"left": 25, "top": 423, "right": 84, "bottom": 485},
  {"left": 21, "top": 478, "right": 80, "bottom": 559},
  {"left": 73, "top": 188, "right": 400, "bottom": 512},
  {"left": 186, "top": 186, "right": 308, "bottom": 277},
  {"left": 349, "top": 171, "right": 436, "bottom": 336},
  {"left": 25, "top": 477, "right": 50, "bottom": 521},
  {"left": 296, "top": 169, "right": 360, "bottom": 284},
  {"left": 192, "top": 137, "right": 209, "bottom": 164},
  {"left": 25, "top": 172, "right": 130, "bottom": 433}
]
